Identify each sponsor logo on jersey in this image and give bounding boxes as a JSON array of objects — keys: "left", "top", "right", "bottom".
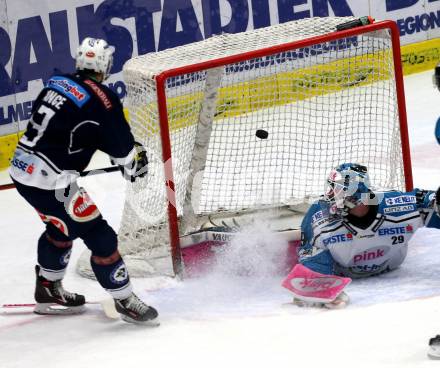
[
  {"left": 384, "top": 205, "right": 415, "bottom": 214},
  {"left": 111, "top": 263, "right": 128, "bottom": 284},
  {"left": 46, "top": 76, "right": 90, "bottom": 107},
  {"left": 347, "top": 260, "right": 389, "bottom": 276},
  {"left": 312, "top": 218, "right": 329, "bottom": 228},
  {"left": 322, "top": 232, "right": 353, "bottom": 246},
  {"left": 83, "top": 79, "right": 113, "bottom": 110},
  {"left": 378, "top": 225, "right": 413, "bottom": 236},
  {"left": 311, "top": 210, "right": 324, "bottom": 224},
  {"left": 67, "top": 188, "right": 100, "bottom": 223},
  {"left": 11, "top": 156, "right": 34, "bottom": 174},
  {"left": 385, "top": 195, "right": 416, "bottom": 206},
  {"left": 353, "top": 246, "right": 390, "bottom": 264},
  {"left": 358, "top": 234, "right": 374, "bottom": 239}
]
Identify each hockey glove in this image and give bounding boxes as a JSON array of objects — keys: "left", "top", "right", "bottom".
[
  {"left": 112, "top": 142, "right": 148, "bottom": 183},
  {"left": 415, "top": 189, "right": 431, "bottom": 206},
  {"left": 415, "top": 189, "right": 439, "bottom": 213}
]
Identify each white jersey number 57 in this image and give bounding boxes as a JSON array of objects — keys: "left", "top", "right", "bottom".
[{"left": 21, "top": 105, "right": 55, "bottom": 147}]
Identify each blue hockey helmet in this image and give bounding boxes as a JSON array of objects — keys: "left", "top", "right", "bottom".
[{"left": 324, "top": 163, "right": 371, "bottom": 216}]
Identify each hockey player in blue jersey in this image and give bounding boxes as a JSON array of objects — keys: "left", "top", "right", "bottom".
[
  {"left": 9, "top": 38, "right": 158, "bottom": 324},
  {"left": 282, "top": 162, "right": 440, "bottom": 309}
]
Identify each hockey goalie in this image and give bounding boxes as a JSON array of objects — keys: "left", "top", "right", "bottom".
[{"left": 282, "top": 162, "right": 440, "bottom": 309}]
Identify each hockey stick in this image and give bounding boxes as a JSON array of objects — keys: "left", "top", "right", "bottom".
[
  {"left": 2, "top": 302, "right": 100, "bottom": 308},
  {"left": 0, "top": 165, "right": 120, "bottom": 191},
  {"left": 79, "top": 166, "right": 120, "bottom": 177}
]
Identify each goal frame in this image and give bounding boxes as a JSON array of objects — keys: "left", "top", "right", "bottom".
[{"left": 152, "top": 20, "right": 412, "bottom": 277}]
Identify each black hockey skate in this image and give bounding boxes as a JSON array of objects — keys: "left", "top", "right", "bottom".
[
  {"left": 114, "top": 293, "right": 159, "bottom": 326},
  {"left": 428, "top": 335, "right": 440, "bottom": 359},
  {"left": 34, "top": 265, "right": 86, "bottom": 315}
]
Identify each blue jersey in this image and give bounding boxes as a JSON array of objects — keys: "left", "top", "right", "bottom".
[
  {"left": 9, "top": 72, "right": 135, "bottom": 189},
  {"left": 299, "top": 190, "right": 440, "bottom": 278}
]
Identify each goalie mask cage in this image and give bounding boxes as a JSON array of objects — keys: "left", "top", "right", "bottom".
[{"left": 77, "top": 17, "right": 412, "bottom": 278}]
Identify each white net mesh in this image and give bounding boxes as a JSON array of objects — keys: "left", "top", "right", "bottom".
[{"left": 76, "top": 17, "right": 408, "bottom": 278}]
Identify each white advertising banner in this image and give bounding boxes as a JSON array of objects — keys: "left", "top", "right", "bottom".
[
  {"left": 368, "top": 0, "right": 440, "bottom": 43},
  {"left": 0, "top": 0, "right": 439, "bottom": 136}
]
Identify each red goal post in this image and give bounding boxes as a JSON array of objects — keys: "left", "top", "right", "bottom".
[{"left": 76, "top": 17, "right": 412, "bottom": 279}]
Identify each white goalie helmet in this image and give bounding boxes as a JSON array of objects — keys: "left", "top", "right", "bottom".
[
  {"left": 324, "top": 163, "right": 372, "bottom": 216},
  {"left": 75, "top": 37, "right": 115, "bottom": 80}
]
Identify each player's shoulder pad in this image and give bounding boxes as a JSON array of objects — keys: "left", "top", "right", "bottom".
[
  {"left": 302, "top": 200, "right": 336, "bottom": 229},
  {"left": 377, "top": 190, "right": 418, "bottom": 216},
  {"left": 82, "top": 78, "right": 118, "bottom": 111},
  {"left": 45, "top": 74, "right": 91, "bottom": 108}
]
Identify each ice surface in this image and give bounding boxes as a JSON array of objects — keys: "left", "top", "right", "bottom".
[{"left": 1, "top": 70, "right": 440, "bottom": 368}]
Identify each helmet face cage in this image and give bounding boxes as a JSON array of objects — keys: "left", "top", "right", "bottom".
[
  {"left": 75, "top": 37, "right": 115, "bottom": 80},
  {"left": 324, "top": 163, "right": 371, "bottom": 216}
]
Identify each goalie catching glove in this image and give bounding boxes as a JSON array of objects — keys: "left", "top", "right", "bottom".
[{"left": 111, "top": 141, "right": 148, "bottom": 182}]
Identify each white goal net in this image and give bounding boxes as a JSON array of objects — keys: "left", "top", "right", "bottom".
[{"left": 77, "top": 17, "right": 411, "bottom": 278}]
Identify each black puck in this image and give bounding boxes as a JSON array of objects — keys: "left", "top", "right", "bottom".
[{"left": 256, "top": 129, "right": 268, "bottom": 139}]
